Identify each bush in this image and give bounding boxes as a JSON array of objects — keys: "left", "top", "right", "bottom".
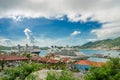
[
  {"left": 46, "top": 71, "right": 58, "bottom": 80},
  {"left": 1, "top": 63, "right": 41, "bottom": 80},
  {"left": 84, "top": 58, "right": 120, "bottom": 80},
  {"left": 46, "top": 69, "right": 79, "bottom": 80}
]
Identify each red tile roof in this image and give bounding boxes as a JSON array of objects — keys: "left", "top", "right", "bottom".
[
  {"left": 35, "top": 57, "right": 59, "bottom": 63},
  {"left": 39, "top": 57, "right": 50, "bottom": 62},
  {"left": 32, "top": 56, "right": 40, "bottom": 61},
  {"left": 0, "top": 54, "right": 28, "bottom": 61},
  {"left": 61, "top": 57, "right": 72, "bottom": 63},
  {"left": 75, "top": 60, "right": 105, "bottom": 67},
  {"left": 5, "top": 56, "right": 27, "bottom": 61},
  {"left": 49, "top": 59, "right": 59, "bottom": 63}
]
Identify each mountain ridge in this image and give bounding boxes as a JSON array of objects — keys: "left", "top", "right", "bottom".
[
  {"left": 0, "top": 45, "right": 11, "bottom": 50},
  {"left": 81, "top": 37, "right": 120, "bottom": 50}
]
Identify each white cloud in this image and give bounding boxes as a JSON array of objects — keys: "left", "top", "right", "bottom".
[
  {"left": 0, "top": 0, "right": 119, "bottom": 22},
  {"left": 0, "top": 37, "right": 12, "bottom": 46},
  {"left": 0, "top": 36, "right": 87, "bottom": 47},
  {"left": 71, "top": 31, "right": 81, "bottom": 36},
  {"left": 33, "top": 37, "right": 86, "bottom": 47},
  {"left": 91, "top": 23, "right": 120, "bottom": 39},
  {"left": 24, "top": 28, "right": 35, "bottom": 44},
  {"left": 87, "top": 38, "right": 98, "bottom": 42},
  {"left": 0, "top": 0, "right": 120, "bottom": 39}
]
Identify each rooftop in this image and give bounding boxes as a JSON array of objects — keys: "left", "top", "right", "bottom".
[
  {"left": 0, "top": 54, "right": 28, "bottom": 61},
  {"left": 75, "top": 60, "right": 106, "bottom": 67}
]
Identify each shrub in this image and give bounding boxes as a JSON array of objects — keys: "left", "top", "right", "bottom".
[
  {"left": 84, "top": 58, "right": 120, "bottom": 80},
  {"left": 1, "top": 63, "right": 41, "bottom": 80}
]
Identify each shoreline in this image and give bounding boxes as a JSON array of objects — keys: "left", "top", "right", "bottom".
[{"left": 79, "top": 48, "right": 120, "bottom": 51}]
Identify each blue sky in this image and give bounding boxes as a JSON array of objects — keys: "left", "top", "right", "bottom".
[
  {"left": 0, "top": 0, "right": 120, "bottom": 47},
  {"left": 0, "top": 17, "right": 102, "bottom": 39},
  {"left": 0, "top": 17, "right": 102, "bottom": 46}
]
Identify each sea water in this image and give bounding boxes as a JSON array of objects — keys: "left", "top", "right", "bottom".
[
  {"left": 39, "top": 49, "right": 120, "bottom": 58},
  {"left": 2, "top": 49, "right": 119, "bottom": 58},
  {"left": 39, "top": 50, "right": 48, "bottom": 56},
  {"left": 80, "top": 49, "right": 120, "bottom": 58}
]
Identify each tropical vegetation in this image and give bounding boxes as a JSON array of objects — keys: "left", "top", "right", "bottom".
[
  {"left": 81, "top": 37, "right": 120, "bottom": 49},
  {"left": 0, "top": 45, "right": 11, "bottom": 50},
  {"left": 46, "top": 69, "right": 79, "bottom": 80},
  {"left": 84, "top": 58, "right": 120, "bottom": 80},
  {"left": 0, "top": 63, "right": 40, "bottom": 80}
]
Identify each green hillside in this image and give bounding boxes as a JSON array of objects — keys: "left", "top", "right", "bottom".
[
  {"left": 0, "top": 45, "right": 11, "bottom": 50},
  {"left": 81, "top": 37, "right": 120, "bottom": 49}
]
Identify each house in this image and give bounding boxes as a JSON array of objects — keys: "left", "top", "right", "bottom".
[
  {"left": 31, "top": 56, "right": 59, "bottom": 64},
  {"left": 0, "top": 54, "right": 28, "bottom": 68},
  {"left": 60, "top": 57, "right": 72, "bottom": 63},
  {"left": 0, "top": 54, "right": 28, "bottom": 61},
  {"left": 49, "top": 59, "right": 59, "bottom": 64},
  {"left": 72, "top": 60, "right": 105, "bottom": 72}
]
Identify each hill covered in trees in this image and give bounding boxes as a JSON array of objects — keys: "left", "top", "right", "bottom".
[
  {"left": 0, "top": 45, "right": 11, "bottom": 50},
  {"left": 81, "top": 37, "right": 120, "bottom": 49}
]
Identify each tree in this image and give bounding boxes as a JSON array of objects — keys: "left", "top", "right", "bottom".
[
  {"left": 46, "top": 69, "right": 79, "bottom": 80},
  {"left": 0, "top": 60, "right": 5, "bottom": 70},
  {"left": 46, "top": 71, "right": 58, "bottom": 80},
  {"left": 0, "top": 55, "right": 7, "bottom": 70},
  {"left": 84, "top": 57, "right": 120, "bottom": 80},
  {"left": 1, "top": 63, "right": 41, "bottom": 80}
]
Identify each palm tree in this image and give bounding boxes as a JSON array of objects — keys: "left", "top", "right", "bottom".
[{"left": 0, "top": 54, "right": 7, "bottom": 70}]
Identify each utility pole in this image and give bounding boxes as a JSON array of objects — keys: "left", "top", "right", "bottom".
[
  {"left": 17, "top": 44, "right": 21, "bottom": 67},
  {"left": 18, "top": 44, "right": 21, "bottom": 56}
]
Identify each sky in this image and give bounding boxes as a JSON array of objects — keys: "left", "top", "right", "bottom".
[{"left": 0, "top": 0, "right": 120, "bottom": 47}]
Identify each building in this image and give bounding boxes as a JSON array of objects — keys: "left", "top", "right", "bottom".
[
  {"left": 11, "top": 44, "right": 40, "bottom": 55},
  {"left": 0, "top": 54, "right": 28, "bottom": 61},
  {"left": 72, "top": 60, "right": 106, "bottom": 72},
  {"left": 0, "top": 54, "right": 28, "bottom": 68},
  {"left": 32, "top": 56, "right": 59, "bottom": 64},
  {"left": 60, "top": 57, "right": 72, "bottom": 63}
]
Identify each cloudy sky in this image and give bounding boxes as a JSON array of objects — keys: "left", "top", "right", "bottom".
[{"left": 0, "top": 0, "right": 120, "bottom": 47}]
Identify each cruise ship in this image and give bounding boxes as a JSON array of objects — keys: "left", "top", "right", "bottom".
[{"left": 47, "top": 46, "right": 89, "bottom": 60}]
